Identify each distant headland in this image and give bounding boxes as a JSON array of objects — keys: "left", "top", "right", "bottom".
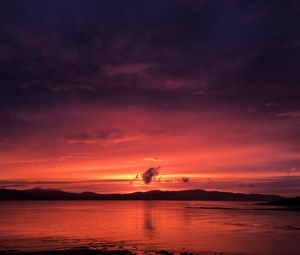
[{"left": 0, "top": 188, "right": 283, "bottom": 201}]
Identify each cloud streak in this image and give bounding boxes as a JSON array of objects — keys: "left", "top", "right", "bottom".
[{"left": 65, "top": 129, "right": 127, "bottom": 145}]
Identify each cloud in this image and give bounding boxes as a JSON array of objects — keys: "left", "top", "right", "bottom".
[
  {"left": 140, "top": 129, "right": 168, "bottom": 136},
  {"left": 142, "top": 167, "right": 160, "bottom": 184},
  {"left": 239, "top": 183, "right": 255, "bottom": 188},
  {"left": 65, "top": 129, "right": 129, "bottom": 145},
  {"left": 1, "top": 1, "right": 300, "bottom": 197},
  {"left": 0, "top": 1, "right": 299, "bottom": 112},
  {"left": 103, "top": 63, "right": 155, "bottom": 77},
  {"left": 3, "top": 158, "right": 49, "bottom": 164},
  {"left": 143, "top": 157, "right": 162, "bottom": 162},
  {"left": 131, "top": 173, "right": 140, "bottom": 183},
  {"left": 181, "top": 177, "right": 190, "bottom": 183},
  {"left": 276, "top": 111, "right": 300, "bottom": 118},
  {"left": 0, "top": 179, "right": 136, "bottom": 193}
]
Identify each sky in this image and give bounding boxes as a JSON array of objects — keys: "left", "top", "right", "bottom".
[{"left": 1, "top": 0, "right": 300, "bottom": 196}]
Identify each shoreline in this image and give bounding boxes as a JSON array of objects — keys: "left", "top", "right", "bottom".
[{"left": 0, "top": 247, "right": 239, "bottom": 255}]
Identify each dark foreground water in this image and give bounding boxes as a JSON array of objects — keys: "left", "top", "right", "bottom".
[{"left": 0, "top": 201, "right": 299, "bottom": 255}]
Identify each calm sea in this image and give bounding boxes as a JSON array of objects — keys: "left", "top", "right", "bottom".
[{"left": 0, "top": 201, "right": 299, "bottom": 255}]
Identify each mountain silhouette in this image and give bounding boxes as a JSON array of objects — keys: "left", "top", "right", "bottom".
[{"left": 0, "top": 188, "right": 283, "bottom": 201}]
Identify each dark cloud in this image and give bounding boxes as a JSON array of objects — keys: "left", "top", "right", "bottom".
[
  {"left": 142, "top": 167, "right": 160, "bottom": 184},
  {"left": 181, "top": 177, "right": 190, "bottom": 183},
  {"left": 65, "top": 129, "right": 125, "bottom": 144},
  {"left": 0, "top": 0, "right": 299, "bottom": 111}
]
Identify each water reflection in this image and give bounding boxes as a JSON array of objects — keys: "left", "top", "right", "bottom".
[
  {"left": 0, "top": 201, "right": 299, "bottom": 255},
  {"left": 143, "top": 201, "right": 155, "bottom": 238}
]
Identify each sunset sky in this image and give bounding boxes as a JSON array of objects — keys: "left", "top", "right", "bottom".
[{"left": 1, "top": 1, "right": 300, "bottom": 196}]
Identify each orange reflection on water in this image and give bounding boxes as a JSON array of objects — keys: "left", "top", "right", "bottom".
[{"left": 0, "top": 201, "right": 300, "bottom": 255}]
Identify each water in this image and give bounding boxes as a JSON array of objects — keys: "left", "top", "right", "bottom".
[{"left": 0, "top": 201, "right": 299, "bottom": 255}]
